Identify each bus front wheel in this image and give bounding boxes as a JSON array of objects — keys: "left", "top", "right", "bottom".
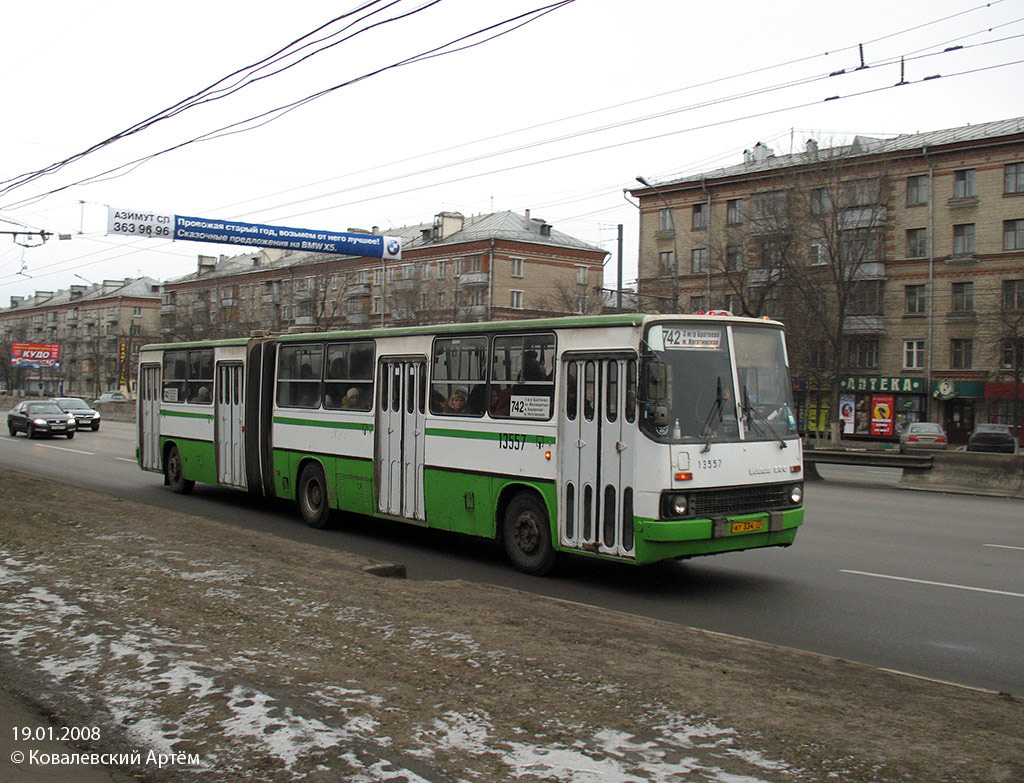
[
  {"left": 165, "top": 445, "right": 195, "bottom": 495},
  {"left": 298, "top": 463, "right": 331, "bottom": 529},
  {"left": 503, "top": 494, "right": 556, "bottom": 575}
]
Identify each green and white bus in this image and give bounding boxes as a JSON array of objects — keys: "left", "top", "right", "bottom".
[{"left": 136, "top": 313, "right": 804, "bottom": 574}]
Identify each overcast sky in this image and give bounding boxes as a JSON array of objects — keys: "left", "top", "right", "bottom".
[{"left": 1, "top": 0, "right": 1021, "bottom": 303}]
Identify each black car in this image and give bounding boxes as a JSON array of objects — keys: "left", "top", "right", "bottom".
[
  {"left": 7, "top": 400, "right": 77, "bottom": 439},
  {"left": 52, "top": 396, "right": 102, "bottom": 431},
  {"left": 966, "top": 424, "right": 1018, "bottom": 454}
]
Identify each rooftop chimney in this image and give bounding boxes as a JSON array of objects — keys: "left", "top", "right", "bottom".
[
  {"left": 10, "top": 296, "right": 24, "bottom": 308},
  {"left": 197, "top": 255, "right": 217, "bottom": 276},
  {"left": 806, "top": 138, "right": 819, "bottom": 154},
  {"left": 751, "top": 142, "right": 774, "bottom": 163}
]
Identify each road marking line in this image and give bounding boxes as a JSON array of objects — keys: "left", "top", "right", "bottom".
[
  {"left": 840, "top": 569, "right": 1024, "bottom": 599},
  {"left": 35, "top": 443, "right": 94, "bottom": 456},
  {"left": 985, "top": 544, "right": 1024, "bottom": 552},
  {"left": 115, "top": 457, "right": 136, "bottom": 463}
]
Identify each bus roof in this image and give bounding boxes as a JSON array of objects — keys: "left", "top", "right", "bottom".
[{"left": 140, "top": 312, "right": 784, "bottom": 351}]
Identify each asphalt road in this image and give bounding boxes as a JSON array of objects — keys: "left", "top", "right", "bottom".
[{"left": 1, "top": 420, "right": 1021, "bottom": 695}]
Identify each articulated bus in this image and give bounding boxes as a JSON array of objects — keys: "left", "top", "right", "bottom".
[{"left": 136, "top": 313, "right": 803, "bottom": 574}]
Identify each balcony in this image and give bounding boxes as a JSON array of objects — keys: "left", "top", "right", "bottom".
[
  {"left": 459, "top": 271, "right": 489, "bottom": 287},
  {"left": 457, "top": 305, "right": 488, "bottom": 321},
  {"left": 839, "top": 206, "right": 886, "bottom": 229},
  {"left": 851, "top": 262, "right": 886, "bottom": 280},
  {"left": 220, "top": 298, "right": 237, "bottom": 307},
  {"left": 160, "top": 303, "right": 176, "bottom": 315},
  {"left": 347, "top": 312, "right": 369, "bottom": 326},
  {"left": 292, "top": 315, "right": 315, "bottom": 327},
  {"left": 294, "top": 289, "right": 315, "bottom": 303},
  {"left": 747, "top": 267, "right": 782, "bottom": 285},
  {"left": 346, "top": 283, "right": 371, "bottom": 298},
  {"left": 843, "top": 315, "right": 885, "bottom": 334},
  {"left": 389, "top": 278, "right": 416, "bottom": 293},
  {"left": 261, "top": 293, "right": 279, "bottom": 304}
]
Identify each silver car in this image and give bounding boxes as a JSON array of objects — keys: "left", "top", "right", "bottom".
[
  {"left": 52, "top": 397, "right": 102, "bottom": 431},
  {"left": 899, "top": 421, "right": 948, "bottom": 453}
]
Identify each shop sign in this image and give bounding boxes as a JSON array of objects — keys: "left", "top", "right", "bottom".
[
  {"left": 839, "top": 394, "right": 856, "bottom": 434},
  {"left": 840, "top": 375, "right": 924, "bottom": 393},
  {"left": 933, "top": 379, "right": 957, "bottom": 400}
]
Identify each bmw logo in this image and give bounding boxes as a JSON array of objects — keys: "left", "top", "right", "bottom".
[{"left": 387, "top": 240, "right": 400, "bottom": 256}]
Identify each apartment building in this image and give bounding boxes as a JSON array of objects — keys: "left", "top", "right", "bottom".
[
  {"left": 0, "top": 278, "right": 161, "bottom": 397},
  {"left": 160, "top": 210, "right": 608, "bottom": 340},
  {"left": 632, "top": 117, "right": 1024, "bottom": 444}
]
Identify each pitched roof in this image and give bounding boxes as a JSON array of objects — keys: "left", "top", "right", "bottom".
[
  {"left": 648, "top": 116, "right": 1024, "bottom": 189},
  {"left": 2, "top": 277, "right": 160, "bottom": 313}
]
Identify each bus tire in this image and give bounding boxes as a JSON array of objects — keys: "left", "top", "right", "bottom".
[
  {"left": 503, "top": 493, "right": 556, "bottom": 575},
  {"left": 165, "top": 444, "right": 195, "bottom": 495},
  {"left": 298, "top": 462, "right": 331, "bottom": 529}
]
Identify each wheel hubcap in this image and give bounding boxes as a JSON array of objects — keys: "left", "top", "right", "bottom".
[{"left": 514, "top": 512, "right": 540, "bottom": 554}]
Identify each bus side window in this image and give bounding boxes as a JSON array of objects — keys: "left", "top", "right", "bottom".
[
  {"left": 490, "top": 333, "right": 555, "bottom": 419},
  {"left": 431, "top": 336, "right": 486, "bottom": 417}
]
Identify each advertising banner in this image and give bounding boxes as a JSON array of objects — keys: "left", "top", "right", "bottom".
[
  {"left": 839, "top": 394, "right": 855, "bottom": 434},
  {"left": 107, "top": 208, "right": 401, "bottom": 260},
  {"left": 871, "top": 394, "right": 895, "bottom": 436},
  {"left": 11, "top": 342, "right": 61, "bottom": 368}
]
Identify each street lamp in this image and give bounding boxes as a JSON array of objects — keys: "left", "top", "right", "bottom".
[{"left": 636, "top": 176, "right": 679, "bottom": 313}]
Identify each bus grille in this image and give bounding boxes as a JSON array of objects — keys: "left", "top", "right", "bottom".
[{"left": 689, "top": 483, "right": 794, "bottom": 517}]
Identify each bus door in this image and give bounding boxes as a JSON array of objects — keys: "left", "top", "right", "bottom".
[
  {"left": 376, "top": 357, "right": 427, "bottom": 521},
  {"left": 215, "top": 362, "right": 246, "bottom": 488},
  {"left": 558, "top": 355, "right": 637, "bottom": 557},
  {"left": 139, "top": 363, "right": 162, "bottom": 472}
]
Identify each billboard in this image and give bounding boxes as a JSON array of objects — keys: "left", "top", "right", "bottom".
[
  {"left": 12, "top": 342, "right": 61, "bottom": 368},
  {"left": 107, "top": 208, "right": 401, "bottom": 260}
]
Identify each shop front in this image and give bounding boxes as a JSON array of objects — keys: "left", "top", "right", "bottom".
[
  {"left": 838, "top": 375, "right": 927, "bottom": 441},
  {"left": 932, "top": 379, "right": 987, "bottom": 445}
]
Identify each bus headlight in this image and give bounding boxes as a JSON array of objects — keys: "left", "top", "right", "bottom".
[
  {"left": 789, "top": 484, "right": 803, "bottom": 504},
  {"left": 670, "top": 494, "right": 688, "bottom": 516}
]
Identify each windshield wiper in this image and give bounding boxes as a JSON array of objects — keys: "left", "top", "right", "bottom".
[
  {"left": 699, "top": 378, "right": 724, "bottom": 454},
  {"left": 742, "top": 386, "right": 787, "bottom": 449}
]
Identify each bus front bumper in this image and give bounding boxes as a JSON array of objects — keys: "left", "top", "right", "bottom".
[{"left": 632, "top": 507, "right": 803, "bottom": 563}]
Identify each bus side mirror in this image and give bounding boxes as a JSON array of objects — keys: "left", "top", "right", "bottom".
[{"left": 644, "top": 361, "right": 667, "bottom": 401}]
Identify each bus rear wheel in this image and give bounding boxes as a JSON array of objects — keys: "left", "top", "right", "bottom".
[
  {"left": 165, "top": 444, "right": 195, "bottom": 495},
  {"left": 503, "top": 493, "right": 556, "bottom": 575},
  {"left": 298, "top": 462, "right": 331, "bottom": 529}
]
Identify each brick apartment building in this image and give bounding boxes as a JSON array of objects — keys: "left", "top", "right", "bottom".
[
  {"left": 159, "top": 210, "right": 608, "bottom": 339},
  {"left": 632, "top": 117, "right": 1024, "bottom": 444},
  {"left": 0, "top": 278, "right": 161, "bottom": 397}
]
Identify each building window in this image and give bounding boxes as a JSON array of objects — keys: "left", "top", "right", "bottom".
[
  {"left": 689, "top": 295, "right": 707, "bottom": 312},
  {"left": 726, "top": 199, "right": 743, "bottom": 225},
  {"left": 809, "top": 238, "right": 827, "bottom": 266},
  {"left": 373, "top": 269, "right": 382, "bottom": 286},
  {"left": 951, "top": 281, "right": 974, "bottom": 312},
  {"left": 510, "top": 290, "right": 523, "bottom": 309},
  {"left": 905, "top": 284, "right": 926, "bottom": 315},
  {"left": 953, "top": 224, "right": 975, "bottom": 256},
  {"left": 467, "top": 288, "right": 485, "bottom": 306},
  {"left": 848, "top": 280, "right": 883, "bottom": 315},
  {"left": 953, "top": 169, "right": 976, "bottom": 199},
  {"left": 371, "top": 296, "right": 382, "bottom": 314},
  {"left": 510, "top": 258, "right": 523, "bottom": 278},
  {"left": 658, "top": 208, "right": 673, "bottom": 232},
  {"left": 576, "top": 265, "right": 588, "bottom": 285},
  {"left": 951, "top": 339, "right": 973, "bottom": 369},
  {"left": 1002, "top": 279, "right": 1024, "bottom": 310},
  {"left": 1001, "top": 338, "right": 1024, "bottom": 369},
  {"left": 436, "top": 260, "right": 447, "bottom": 278},
  {"left": 904, "top": 340, "right": 925, "bottom": 370},
  {"left": 810, "top": 187, "right": 831, "bottom": 214},
  {"left": 906, "top": 228, "right": 927, "bottom": 258},
  {"left": 692, "top": 203, "right": 708, "bottom": 230},
  {"left": 1004, "top": 163, "right": 1024, "bottom": 194},
  {"left": 1004, "top": 219, "right": 1024, "bottom": 251},
  {"left": 847, "top": 338, "right": 879, "bottom": 369},
  {"left": 691, "top": 248, "right": 708, "bottom": 274},
  {"left": 906, "top": 174, "right": 928, "bottom": 206},
  {"left": 726, "top": 244, "right": 744, "bottom": 271},
  {"left": 840, "top": 177, "right": 880, "bottom": 207},
  {"left": 658, "top": 250, "right": 675, "bottom": 275}
]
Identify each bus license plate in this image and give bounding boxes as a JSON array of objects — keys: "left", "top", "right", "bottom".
[{"left": 730, "top": 518, "right": 765, "bottom": 535}]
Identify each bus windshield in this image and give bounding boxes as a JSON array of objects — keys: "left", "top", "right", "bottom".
[{"left": 639, "top": 322, "right": 797, "bottom": 444}]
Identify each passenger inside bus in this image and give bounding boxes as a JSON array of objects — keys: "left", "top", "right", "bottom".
[{"left": 442, "top": 387, "right": 468, "bottom": 414}]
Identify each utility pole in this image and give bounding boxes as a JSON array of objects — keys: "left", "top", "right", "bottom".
[{"left": 616, "top": 224, "right": 623, "bottom": 312}]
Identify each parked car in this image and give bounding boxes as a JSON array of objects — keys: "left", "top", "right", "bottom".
[
  {"left": 7, "top": 400, "right": 77, "bottom": 439},
  {"left": 966, "top": 424, "right": 1018, "bottom": 454},
  {"left": 93, "top": 390, "right": 131, "bottom": 404},
  {"left": 898, "top": 422, "right": 948, "bottom": 453},
  {"left": 52, "top": 397, "right": 102, "bottom": 431}
]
